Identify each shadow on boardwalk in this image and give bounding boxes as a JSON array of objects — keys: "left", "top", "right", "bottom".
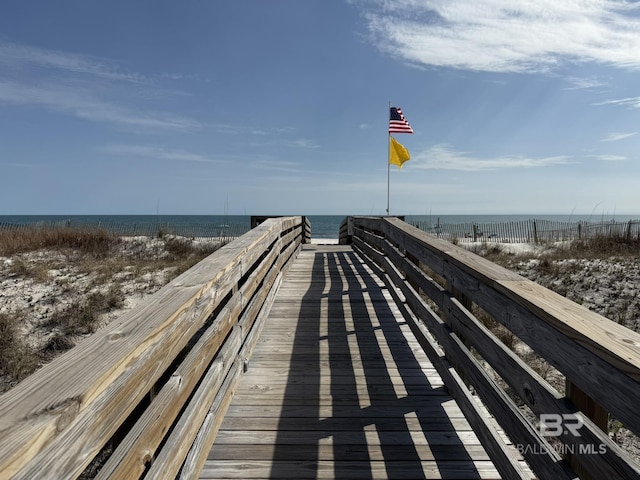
[{"left": 267, "top": 247, "right": 488, "bottom": 479}]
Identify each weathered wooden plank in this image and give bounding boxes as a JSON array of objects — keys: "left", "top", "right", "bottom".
[
  {"left": 178, "top": 269, "right": 288, "bottom": 479},
  {"left": 211, "top": 430, "right": 483, "bottom": 446},
  {"left": 96, "top": 235, "right": 289, "bottom": 478},
  {"left": 217, "top": 415, "right": 472, "bottom": 432},
  {"left": 353, "top": 241, "right": 525, "bottom": 457},
  {"left": 241, "top": 368, "right": 439, "bottom": 378},
  {"left": 250, "top": 347, "right": 428, "bottom": 360},
  {"left": 150, "top": 253, "right": 293, "bottom": 479},
  {"left": 218, "top": 395, "right": 454, "bottom": 407},
  {"left": 95, "top": 302, "right": 243, "bottom": 479},
  {"left": 174, "top": 360, "right": 242, "bottom": 480},
  {"left": 242, "top": 359, "right": 436, "bottom": 370},
  {"left": 207, "top": 443, "right": 492, "bottom": 462},
  {"left": 502, "top": 278, "right": 640, "bottom": 385},
  {"left": 370, "top": 258, "right": 535, "bottom": 479},
  {"left": 202, "top": 244, "right": 505, "bottom": 480},
  {"left": 400, "top": 289, "right": 573, "bottom": 479},
  {"left": 374, "top": 232, "right": 639, "bottom": 477},
  {"left": 0, "top": 285, "right": 202, "bottom": 477},
  {"left": 200, "top": 460, "right": 501, "bottom": 479},
  {"left": 241, "top": 371, "right": 437, "bottom": 382},
  {"left": 147, "top": 329, "right": 243, "bottom": 479},
  {"left": 223, "top": 402, "right": 466, "bottom": 418},
  {"left": 232, "top": 387, "right": 450, "bottom": 399},
  {"left": 466, "top": 274, "right": 640, "bottom": 437},
  {"left": 379, "top": 217, "right": 640, "bottom": 418},
  {"left": 436, "top": 280, "right": 640, "bottom": 478}
]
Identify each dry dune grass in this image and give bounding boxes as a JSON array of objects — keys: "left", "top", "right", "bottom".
[{"left": 0, "top": 225, "right": 224, "bottom": 392}]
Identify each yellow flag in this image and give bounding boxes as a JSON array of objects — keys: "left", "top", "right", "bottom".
[{"left": 389, "top": 136, "right": 410, "bottom": 169}]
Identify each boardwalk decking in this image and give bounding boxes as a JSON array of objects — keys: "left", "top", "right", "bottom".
[{"left": 200, "top": 245, "right": 502, "bottom": 479}]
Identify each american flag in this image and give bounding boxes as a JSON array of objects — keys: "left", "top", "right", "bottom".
[{"left": 389, "top": 107, "right": 414, "bottom": 134}]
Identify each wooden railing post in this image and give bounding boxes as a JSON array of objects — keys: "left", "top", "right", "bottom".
[
  {"left": 405, "top": 250, "right": 420, "bottom": 292},
  {"left": 445, "top": 278, "right": 474, "bottom": 379},
  {"left": 565, "top": 381, "right": 609, "bottom": 432},
  {"left": 564, "top": 380, "right": 609, "bottom": 480}
]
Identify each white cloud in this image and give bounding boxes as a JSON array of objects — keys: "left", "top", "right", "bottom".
[
  {"left": 0, "top": 40, "right": 203, "bottom": 132},
  {"left": 601, "top": 132, "right": 637, "bottom": 142},
  {"left": 593, "top": 97, "right": 640, "bottom": 108},
  {"left": 565, "top": 76, "right": 608, "bottom": 90},
  {"left": 412, "top": 144, "right": 572, "bottom": 171},
  {"left": 0, "top": 41, "right": 147, "bottom": 83},
  {"left": 101, "top": 145, "right": 219, "bottom": 163},
  {"left": 360, "top": 1, "right": 640, "bottom": 73},
  {"left": 589, "top": 154, "right": 628, "bottom": 161},
  {"left": 0, "top": 81, "right": 202, "bottom": 131},
  {"left": 159, "top": 72, "right": 201, "bottom": 81},
  {"left": 249, "top": 127, "right": 295, "bottom": 136}
]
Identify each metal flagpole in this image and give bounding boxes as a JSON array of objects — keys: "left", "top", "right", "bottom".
[{"left": 386, "top": 101, "right": 390, "bottom": 216}]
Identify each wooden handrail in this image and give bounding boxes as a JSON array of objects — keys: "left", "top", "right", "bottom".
[
  {"left": 346, "top": 215, "right": 640, "bottom": 480},
  {"left": 0, "top": 216, "right": 307, "bottom": 479}
]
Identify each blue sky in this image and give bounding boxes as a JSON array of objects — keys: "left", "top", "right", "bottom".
[{"left": 1, "top": 1, "right": 640, "bottom": 216}]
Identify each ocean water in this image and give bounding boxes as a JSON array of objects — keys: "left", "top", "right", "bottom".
[{"left": 1, "top": 214, "right": 639, "bottom": 239}]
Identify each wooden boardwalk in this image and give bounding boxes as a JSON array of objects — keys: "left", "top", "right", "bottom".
[{"left": 200, "top": 245, "right": 502, "bottom": 479}]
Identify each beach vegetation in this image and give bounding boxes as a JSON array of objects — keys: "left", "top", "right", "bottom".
[
  {"left": 0, "top": 312, "right": 39, "bottom": 387},
  {"left": 0, "top": 225, "right": 117, "bottom": 257},
  {"left": 0, "top": 225, "right": 226, "bottom": 392}
]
